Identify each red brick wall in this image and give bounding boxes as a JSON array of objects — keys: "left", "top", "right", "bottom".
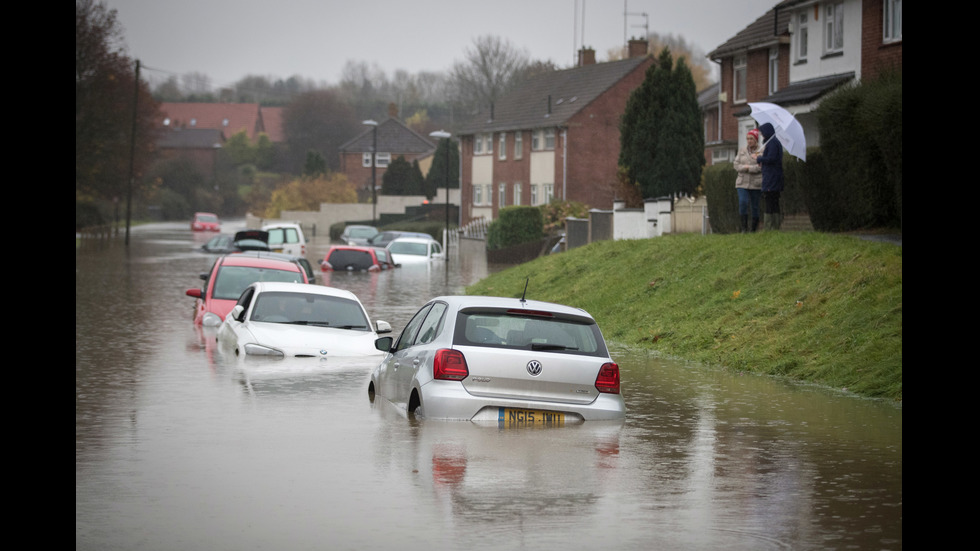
[{"left": 862, "top": 0, "right": 903, "bottom": 80}]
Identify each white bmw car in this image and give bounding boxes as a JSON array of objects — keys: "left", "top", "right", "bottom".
[
  {"left": 217, "top": 281, "right": 391, "bottom": 359},
  {"left": 368, "top": 295, "right": 625, "bottom": 424}
]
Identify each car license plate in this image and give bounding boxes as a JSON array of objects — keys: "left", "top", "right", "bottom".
[{"left": 497, "top": 407, "right": 564, "bottom": 427}]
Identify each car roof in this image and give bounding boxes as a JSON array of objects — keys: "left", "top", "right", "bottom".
[
  {"left": 250, "top": 281, "right": 360, "bottom": 301},
  {"left": 327, "top": 245, "right": 374, "bottom": 252},
  {"left": 426, "top": 295, "right": 594, "bottom": 320},
  {"left": 219, "top": 252, "right": 303, "bottom": 271},
  {"left": 388, "top": 236, "right": 437, "bottom": 244}
]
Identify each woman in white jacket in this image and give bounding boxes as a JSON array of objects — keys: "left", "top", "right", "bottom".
[{"left": 734, "top": 128, "right": 763, "bottom": 233}]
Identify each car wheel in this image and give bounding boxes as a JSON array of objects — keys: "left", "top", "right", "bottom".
[{"left": 408, "top": 391, "right": 422, "bottom": 418}]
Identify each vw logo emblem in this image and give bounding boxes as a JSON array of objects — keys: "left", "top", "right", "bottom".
[{"left": 526, "top": 360, "right": 542, "bottom": 376}]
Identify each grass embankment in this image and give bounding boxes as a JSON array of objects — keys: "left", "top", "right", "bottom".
[{"left": 466, "top": 232, "right": 902, "bottom": 402}]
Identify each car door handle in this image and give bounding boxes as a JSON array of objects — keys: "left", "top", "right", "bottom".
[{"left": 413, "top": 359, "right": 420, "bottom": 366}]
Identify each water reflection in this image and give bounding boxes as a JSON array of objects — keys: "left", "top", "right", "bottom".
[{"left": 76, "top": 222, "right": 901, "bottom": 551}]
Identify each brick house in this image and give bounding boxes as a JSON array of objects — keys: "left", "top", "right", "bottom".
[
  {"left": 157, "top": 102, "right": 283, "bottom": 143},
  {"left": 338, "top": 118, "right": 437, "bottom": 202},
  {"left": 155, "top": 128, "right": 224, "bottom": 177},
  {"left": 455, "top": 41, "right": 654, "bottom": 224},
  {"left": 703, "top": 0, "right": 902, "bottom": 164}
]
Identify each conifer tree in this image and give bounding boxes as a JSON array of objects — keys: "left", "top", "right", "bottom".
[{"left": 619, "top": 48, "right": 705, "bottom": 199}]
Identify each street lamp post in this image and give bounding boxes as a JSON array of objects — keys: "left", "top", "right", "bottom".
[
  {"left": 363, "top": 120, "right": 379, "bottom": 226},
  {"left": 429, "top": 130, "right": 452, "bottom": 262}
]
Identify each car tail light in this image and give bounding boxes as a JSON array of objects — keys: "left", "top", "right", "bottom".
[
  {"left": 595, "top": 362, "right": 620, "bottom": 394},
  {"left": 434, "top": 349, "right": 469, "bottom": 381}
]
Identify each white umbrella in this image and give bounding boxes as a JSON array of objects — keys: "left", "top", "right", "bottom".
[{"left": 748, "top": 102, "right": 807, "bottom": 161}]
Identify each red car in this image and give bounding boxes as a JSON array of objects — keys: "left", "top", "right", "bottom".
[
  {"left": 191, "top": 212, "right": 221, "bottom": 232},
  {"left": 186, "top": 252, "right": 309, "bottom": 326},
  {"left": 321, "top": 245, "right": 397, "bottom": 272}
]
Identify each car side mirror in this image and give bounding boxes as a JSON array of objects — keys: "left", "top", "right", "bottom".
[
  {"left": 228, "top": 305, "right": 244, "bottom": 322},
  {"left": 186, "top": 288, "right": 202, "bottom": 299},
  {"left": 199, "top": 273, "right": 208, "bottom": 281},
  {"left": 375, "top": 336, "right": 393, "bottom": 352},
  {"left": 376, "top": 320, "right": 392, "bottom": 334}
]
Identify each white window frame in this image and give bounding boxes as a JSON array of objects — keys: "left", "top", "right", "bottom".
[
  {"left": 484, "top": 133, "right": 493, "bottom": 156},
  {"left": 362, "top": 153, "right": 372, "bottom": 167},
  {"left": 498, "top": 182, "right": 506, "bottom": 207},
  {"left": 375, "top": 152, "right": 390, "bottom": 168},
  {"left": 513, "top": 183, "right": 522, "bottom": 206},
  {"left": 498, "top": 133, "right": 506, "bottom": 160},
  {"left": 544, "top": 129, "right": 555, "bottom": 150},
  {"left": 532, "top": 129, "right": 556, "bottom": 151},
  {"left": 797, "top": 12, "right": 809, "bottom": 62},
  {"left": 733, "top": 54, "right": 747, "bottom": 103},
  {"left": 884, "top": 0, "right": 902, "bottom": 42},
  {"left": 514, "top": 132, "right": 523, "bottom": 159},
  {"left": 768, "top": 47, "right": 779, "bottom": 95},
  {"left": 474, "top": 184, "right": 483, "bottom": 205},
  {"left": 474, "top": 135, "right": 484, "bottom": 155},
  {"left": 825, "top": 2, "right": 844, "bottom": 54},
  {"left": 544, "top": 184, "right": 554, "bottom": 203},
  {"left": 531, "top": 184, "right": 539, "bottom": 206}
]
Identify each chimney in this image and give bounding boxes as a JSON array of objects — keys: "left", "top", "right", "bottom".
[
  {"left": 578, "top": 47, "right": 596, "bottom": 66},
  {"left": 628, "top": 38, "right": 649, "bottom": 58}
]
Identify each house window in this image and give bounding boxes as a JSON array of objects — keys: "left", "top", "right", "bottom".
[
  {"left": 514, "top": 132, "right": 523, "bottom": 159},
  {"left": 825, "top": 2, "right": 844, "bottom": 53},
  {"left": 362, "top": 153, "right": 372, "bottom": 167},
  {"left": 498, "top": 133, "right": 506, "bottom": 160},
  {"left": 768, "top": 48, "right": 779, "bottom": 95},
  {"left": 532, "top": 129, "right": 556, "bottom": 151},
  {"left": 498, "top": 182, "right": 506, "bottom": 207},
  {"left": 474, "top": 185, "right": 483, "bottom": 205},
  {"left": 484, "top": 133, "right": 493, "bottom": 155},
  {"left": 544, "top": 184, "right": 554, "bottom": 203},
  {"left": 474, "top": 135, "right": 484, "bottom": 155},
  {"left": 513, "top": 183, "right": 522, "bottom": 206},
  {"left": 733, "top": 55, "right": 747, "bottom": 103},
  {"left": 375, "top": 152, "right": 391, "bottom": 168},
  {"left": 884, "top": 0, "right": 902, "bottom": 42},
  {"left": 531, "top": 184, "right": 539, "bottom": 205},
  {"left": 797, "top": 12, "right": 809, "bottom": 62}
]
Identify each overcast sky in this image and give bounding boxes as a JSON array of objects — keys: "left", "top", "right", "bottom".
[{"left": 103, "top": 0, "right": 779, "bottom": 90}]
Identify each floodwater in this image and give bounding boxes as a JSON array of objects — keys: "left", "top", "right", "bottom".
[{"left": 76, "top": 220, "right": 902, "bottom": 551}]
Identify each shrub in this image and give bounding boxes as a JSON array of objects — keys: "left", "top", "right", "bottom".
[
  {"left": 703, "top": 162, "right": 739, "bottom": 233},
  {"left": 487, "top": 206, "right": 544, "bottom": 250},
  {"left": 540, "top": 200, "right": 589, "bottom": 235}
]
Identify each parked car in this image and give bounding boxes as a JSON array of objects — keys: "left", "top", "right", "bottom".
[
  {"left": 367, "top": 230, "right": 431, "bottom": 248},
  {"left": 321, "top": 245, "right": 395, "bottom": 272},
  {"left": 238, "top": 250, "right": 317, "bottom": 284},
  {"left": 200, "top": 230, "right": 271, "bottom": 254},
  {"left": 340, "top": 225, "right": 379, "bottom": 246},
  {"left": 262, "top": 222, "right": 307, "bottom": 257},
  {"left": 216, "top": 281, "right": 391, "bottom": 359},
  {"left": 186, "top": 252, "right": 309, "bottom": 326},
  {"left": 191, "top": 212, "right": 221, "bottom": 232},
  {"left": 372, "top": 247, "right": 398, "bottom": 270},
  {"left": 386, "top": 236, "right": 444, "bottom": 265},
  {"left": 368, "top": 296, "right": 625, "bottom": 423}
]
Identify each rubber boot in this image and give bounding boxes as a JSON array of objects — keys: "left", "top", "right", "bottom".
[
  {"left": 774, "top": 213, "right": 783, "bottom": 230},
  {"left": 751, "top": 217, "right": 760, "bottom": 233},
  {"left": 740, "top": 215, "right": 748, "bottom": 233}
]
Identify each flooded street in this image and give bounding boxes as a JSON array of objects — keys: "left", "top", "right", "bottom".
[{"left": 76, "top": 221, "right": 902, "bottom": 550}]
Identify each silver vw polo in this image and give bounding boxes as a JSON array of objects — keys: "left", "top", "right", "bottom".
[{"left": 368, "top": 296, "right": 625, "bottom": 424}]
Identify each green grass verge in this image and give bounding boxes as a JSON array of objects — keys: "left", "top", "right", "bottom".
[{"left": 465, "top": 232, "right": 902, "bottom": 402}]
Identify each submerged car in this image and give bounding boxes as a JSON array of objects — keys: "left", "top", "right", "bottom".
[
  {"left": 367, "top": 230, "right": 431, "bottom": 248},
  {"left": 368, "top": 296, "right": 624, "bottom": 424},
  {"left": 262, "top": 222, "right": 307, "bottom": 258},
  {"left": 340, "top": 225, "right": 379, "bottom": 246},
  {"left": 191, "top": 212, "right": 221, "bottom": 232},
  {"left": 201, "top": 230, "right": 271, "bottom": 254},
  {"left": 386, "top": 236, "right": 444, "bottom": 265},
  {"left": 321, "top": 245, "right": 393, "bottom": 272},
  {"left": 217, "top": 281, "right": 391, "bottom": 359},
  {"left": 186, "top": 252, "right": 309, "bottom": 326}
]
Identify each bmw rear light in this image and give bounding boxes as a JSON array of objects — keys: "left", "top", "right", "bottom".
[
  {"left": 595, "top": 362, "right": 620, "bottom": 394},
  {"left": 434, "top": 349, "right": 469, "bottom": 381}
]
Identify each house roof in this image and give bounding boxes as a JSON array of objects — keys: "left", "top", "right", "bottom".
[
  {"left": 698, "top": 83, "right": 721, "bottom": 108},
  {"left": 761, "top": 72, "right": 856, "bottom": 106},
  {"left": 456, "top": 56, "right": 650, "bottom": 135},
  {"left": 707, "top": 1, "right": 792, "bottom": 60},
  {"left": 339, "top": 117, "right": 436, "bottom": 155},
  {"left": 258, "top": 106, "right": 285, "bottom": 143},
  {"left": 159, "top": 102, "right": 264, "bottom": 141},
  {"left": 156, "top": 128, "right": 225, "bottom": 149}
]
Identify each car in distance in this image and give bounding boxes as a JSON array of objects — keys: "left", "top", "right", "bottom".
[
  {"left": 191, "top": 212, "right": 221, "bottom": 232},
  {"left": 340, "top": 225, "right": 379, "bottom": 246},
  {"left": 368, "top": 295, "right": 624, "bottom": 424},
  {"left": 261, "top": 222, "right": 307, "bottom": 258},
  {"left": 217, "top": 281, "right": 391, "bottom": 359},
  {"left": 367, "top": 230, "right": 431, "bottom": 248},
  {"left": 385, "top": 236, "right": 444, "bottom": 265},
  {"left": 372, "top": 247, "right": 398, "bottom": 270},
  {"left": 200, "top": 230, "right": 271, "bottom": 254},
  {"left": 186, "top": 253, "right": 309, "bottom": 326},
  {"left": 321, "top": 245, "right": 392, "bottom": 272}
]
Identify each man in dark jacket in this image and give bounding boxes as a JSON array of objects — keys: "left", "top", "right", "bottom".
[{"left": 756, "top": 122, "right": 784, "bottom": 230}]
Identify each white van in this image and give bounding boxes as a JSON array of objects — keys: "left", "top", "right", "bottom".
[{"left": 261, "top": 222, "right": 307, "bottom": 258}]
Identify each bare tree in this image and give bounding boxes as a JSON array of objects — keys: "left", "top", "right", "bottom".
[
  {"left": 449, "top": 35, "right": 530, "bottom": 113},
  {"left": 607, "top": 32, "right": 715, "bottom": 91}
]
